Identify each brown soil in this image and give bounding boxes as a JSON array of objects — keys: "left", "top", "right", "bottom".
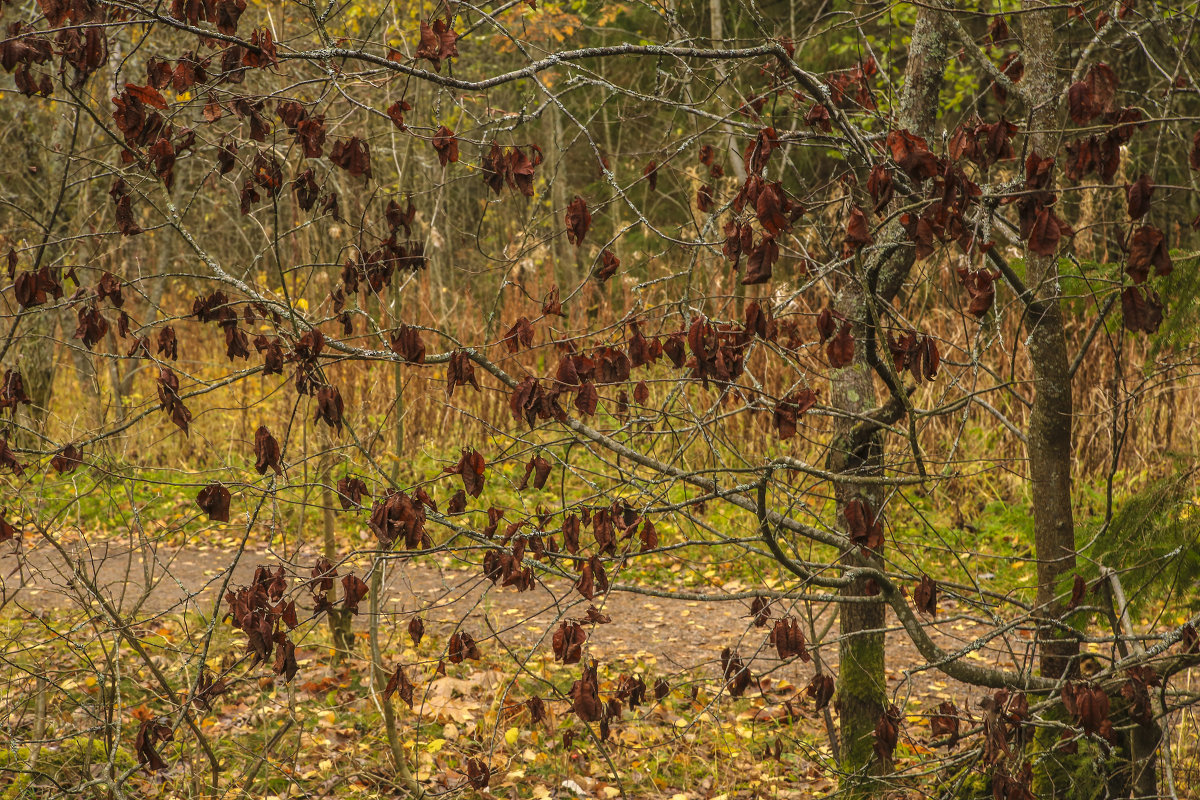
[{"left": 4, "top": 534, "right": 1020, "bottom": 717}]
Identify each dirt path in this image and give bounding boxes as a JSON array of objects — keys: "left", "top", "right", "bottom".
[{"left": 3, "top": 536, "right": 1016, "bottom": 712}]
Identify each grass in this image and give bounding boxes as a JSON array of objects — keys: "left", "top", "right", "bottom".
[
  {"left": 6, "top": 470, "right": 1176, "bottom": 799},
  {"left": 5, "top": 362, "right": 1199, "bottom": 798},
  {"left": 0, "top": 607, "right": 856, "bottom": 799}
]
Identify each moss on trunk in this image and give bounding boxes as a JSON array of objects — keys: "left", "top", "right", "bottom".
[{"left": 838, "top": 610, "right": 888, "bottom": 785}]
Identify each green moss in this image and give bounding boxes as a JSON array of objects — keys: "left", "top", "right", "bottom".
[
  {"left": 939, "top": 764, "right": 990, "bottom": 799},
  {"left": 939, "top": 744, "right": 1115, "bottom": 800},
  {"left": 1, "top": 735, "right": 139, "bottom": 792},
  {"left": 839, "top": 631, "right": 887, "bottom": 706},
  {"left": 0, "top": 746, "right": 32, "bottom": 766},
  {"left": 1029, "top": 705, "right": 1120, "bottom": 800},
  {"left": 838, "top": 627, "right": 888, "bottom": 790},
  {"left": 1, "top": 774, "right": 33, "bottom": 800},
  {"left": 940, "top": 697, "right": 1138, "bottom": 800}
]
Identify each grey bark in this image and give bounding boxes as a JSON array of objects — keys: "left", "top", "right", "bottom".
[
  {"left": 546, "top": 101, "right": 573, "bottom": 285},
  {"left": 10, "top": 110, "right": 81, "bottom": 445},
  {"left": 826, "top": 7, "right": 949, "bottom": 791},
  {"left": 18, "top": 309, "right": 57, "bottom": 443},
  {"left": 66, "top": 317, "right": 103, "bottom": 427},
  {"left": 116, "top": 264, "right": 169, "bottom": 404},
  {"left": 708, "top": 0, "right": 748, "bottom": 183},
  {"left": 1020, "top": 0, "right": 1080, "bottom": 682}
]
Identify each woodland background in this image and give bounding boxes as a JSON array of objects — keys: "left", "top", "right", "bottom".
[{"left": 2, "top": 0, "right": 1200, "bottom": 798}]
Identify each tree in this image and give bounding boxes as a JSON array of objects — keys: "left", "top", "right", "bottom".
[
  {"left": 827, "top": 8, "right": 951, "bottom": 785},
  {"left": 2, "top": 0, "right": 1200, "bottom": 797}
]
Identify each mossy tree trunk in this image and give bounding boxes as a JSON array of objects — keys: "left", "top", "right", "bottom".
[
  {"left": 320, "top": 447, "right": 354, "bottom": 661},
  {"left": 10, "top": 111, "right": 82, "bottom": 448},
  {"left": 827, "top": 8, "right": 949, "bottom": 792},
  {"left": 1019, "top": 0, "right": 1080, "bottom": 682},
  {"left": 18, "top": 311, "right": 57, "bottom": 445},
  {"left": 829, "top": 347, "right": 890, "bottom": 782}
]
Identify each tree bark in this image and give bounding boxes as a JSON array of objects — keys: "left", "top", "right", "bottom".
[
  {"left": 1020, "top": 0, "right": 1079, "bottom": 682},
  {"left": 827, "top": 7, "right": 949, "bottom": 791},
  {"left": 829, "top": 343, "right": 889, "bottom": 784},
  {"left": 708, "top": 0, "right": 747, "bottom": 183},
  {"left": 321, "top": 447, "right": 354, "bottom": 661},
  {"left": 369, "top": 561, "right": 424, "bottom": 797},
  {"left": 546, "top": 100, "right": 573, "bottom": 286},
  {"left": 12, "top": 111, "right": 81, "bottom": 445},
  {"left": 117, "top": 267, "right": 168, "bottom": 403},
  {"left": 65, "top": 311, "right": 103, "bottom": 427},
  {"left": 19, "top": 311, "right": 58, "bottom": 443}
]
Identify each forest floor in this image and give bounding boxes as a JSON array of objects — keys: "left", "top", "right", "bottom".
[
  {"left": 12, "top": 532, "right": 1018, "bottom": 710},
  {"left": 6, "top": 526, "right": 1197, "bottom": 799}
]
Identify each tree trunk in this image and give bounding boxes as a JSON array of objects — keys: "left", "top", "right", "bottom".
[
  {"left": 65, "top": 310, "right": 104, "bottom": 429},
  {"left": 827, "top": 8, "right": 949, "bottom": 791},
  {"left": 12, "top": 111, "right": 81, "bottom": 446},
  {"left": 321, "top": 447, "right": 354, "bottom": 660},
  {"left": 106, "top": 328, "right": 126, "bottom": 424},
  {"left": 829, "top": 344, "right": 889, "bottom": 784},
  {"left": 1020, "top": 0, "right": 1079, "bottom": 682},
  {"left": 390, "top": 260, "right": 406, "bottom": 485},
  {"left": 708, "top": 0, "right": 747, "bottom": 184},
  {"left": 19, "top": 310, "right": 58, "bottom": 445},
  {"left": 546, "top": 100, "right": 573, "bottom": 287},
  {"left": 709, "top": 0, "right": 748, "bottom": 320},
  {"left": 369, "top": 561, "right": 424, "bottom": 796},
  {"left": 118, "top": 268, "right": 169, "bottom": 402}
]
